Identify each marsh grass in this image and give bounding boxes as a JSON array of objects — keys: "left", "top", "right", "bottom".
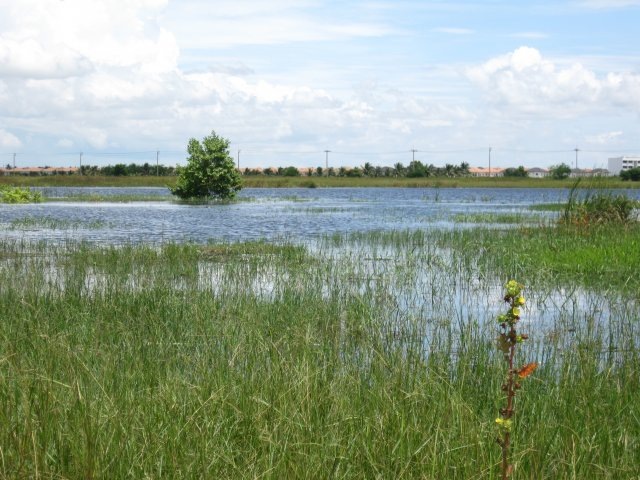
[
  {"left": 434, "top": 223, "right": 640, "bottom": 293},
  {"left": 451, "top": 212, "right": 546, "bottom": 225},
  {"left": 7, "top": 216, "right": 108, "bottom": 230},
  {"left": 528, "top": 203, "right": 564, "bottom": 212},
  {"left": 4, "top": 174, "right": 639, "bottom": 189},
  {"left": 0, "top": 232, "right": 638, "bottom": 478}
]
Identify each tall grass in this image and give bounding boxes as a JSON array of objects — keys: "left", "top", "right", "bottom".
[
  {"left": 0, "top": 234, "right": 638, "bottom": 478},
  {"left": 561, "top": 184, "right": 639, "bottom": 225}
]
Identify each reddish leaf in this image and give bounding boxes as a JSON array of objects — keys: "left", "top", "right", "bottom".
[{"left": 517, "top": 362, "right": 538, "bottom": 379}]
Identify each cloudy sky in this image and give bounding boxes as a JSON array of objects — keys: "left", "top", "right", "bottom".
[{"left": 1, "top": 0, "right": 639, "bottom": 169}]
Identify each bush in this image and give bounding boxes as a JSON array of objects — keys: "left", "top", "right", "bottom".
[
  {"left": 620, "top": 167, "right": 640, "bottom": 181},
  {"left": 280, "top": 166, "right": 300, "bottom": 177},
  {"left": 549, "top": 163, "right": 571, "bottom": 180},
  {"left": 0, "top": 186, "right": 43, "bottom": 203},
  {"left": 562, "top": 184, "right": 638, "bottom": 225},
  {"left": 170, "top": 131, "right": 242, "bottom": 200}
]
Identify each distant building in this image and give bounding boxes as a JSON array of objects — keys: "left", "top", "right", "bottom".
[
  {"left": 469, "top": 167, "right": 504, "bottom": 177},
  {"left": 570, "top": 168, "right": 591, "bottom": 178},
  {"left": 608, "top": 156, "right": 640, "bottom": 176},
  {"left": 526, "top": 167, "right": 549, "bottom": 178},
  {"left": 569, "top": 168, "right": 610, "bottom": 178}
]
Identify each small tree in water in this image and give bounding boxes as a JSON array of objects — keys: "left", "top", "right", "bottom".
[{"left": 171, "top": 131, "right": 242, "bottom": 200}]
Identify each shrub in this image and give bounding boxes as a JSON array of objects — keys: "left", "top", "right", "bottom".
[
  {"left": 620, "top": 167, "right": 640, "bottom": 181},
  {"left": 0, "top": 186, "right": 43, "bottom": 203},
  {"left": 562, "top": 186, "right": 638, "bottom": 225},
  {"left": 170, "top": 131, "right": 242, "bottom": 200}
]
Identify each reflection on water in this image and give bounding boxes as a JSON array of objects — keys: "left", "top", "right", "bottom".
[{"left": 4, "top": 186, "right": 638, "bottom": 244}]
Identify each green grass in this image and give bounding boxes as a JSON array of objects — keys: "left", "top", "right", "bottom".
[
  {"left": 0, "top": 230, "right": 638, "bottom": 478},
  {"left": 451, "top": 212, "right": 548, "bottom": 224},
  {"left": 529, "top": 203, "right": 565, "bottom": 212},
  {"left": 2, "top": 174, "right": 638, "bottom": 189},
  {"left": 432, "top": 223, "right": 640, "bottom": 293},
  {"left": 241, "top": 176, "right": 639, "bottom": 189},
  {"left": 0, "top": 175, "right": 174, "bottom": 188}
]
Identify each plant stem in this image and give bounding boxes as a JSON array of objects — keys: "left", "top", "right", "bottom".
[{"left": 501, "top": 300, "right": 517, "bottom": 479}]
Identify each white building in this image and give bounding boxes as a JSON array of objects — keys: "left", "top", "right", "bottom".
[
  {"left": 608, "top": 156, "right": 640, "bottom": 176},
  {"left": 527, "top": 167, "right": 549, "bottom": 178}
]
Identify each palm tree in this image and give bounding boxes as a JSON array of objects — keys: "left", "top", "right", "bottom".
[
  {"left": 362, "top": 162, "right": 375, "bottom": 177},
  {"left": 393, "top": 162, "right": 405, "bottom": 177},
  {"left": 444, "top": 163, "right": 455, "bottom": 177}
]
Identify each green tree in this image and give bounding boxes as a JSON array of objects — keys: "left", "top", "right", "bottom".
[
  {"left": 406, "top": 160, "right": 427, "bottom": 178},
  {"left": 362, "top": 162, "right": 375, "bottom": 177},
  {"left": 170, "top": 131, "right": 242, "bottom": 200},
  {"left": 503, "top": 166, "right": 528, "bottom": 178},
  {"left": 620, "top": 167, "right": 640, "bottom": 181},
  {"left": 549, "top": 163, "right": 571, "bottom": 180},
  {"left": 281, "top": 166, "right": 300, "bottom": 177}
]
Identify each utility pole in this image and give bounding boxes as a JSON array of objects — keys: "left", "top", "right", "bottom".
[
  {"left": 411, "top": 149, "right": 417, "bottom": 163},
  {"left": 12, "top": 153, "right": 16, "bottom": 168},
  {"left": 574, "top": 147, "right": 579, "bottom": 169},
  {"left": 324, "top": 150, "right": 330, "bottom": 175},
  {"left": 156, "top": 150, "right": 160, "bottom": 176},
  {"left": 488, "top": 147, "right": 492, "bottom": 178},
  {"left": 79, "top": 152, "right": 83, "bottom": 175},
  {"left": 237, "top": 149, "right": 241, "bottom": 170}
]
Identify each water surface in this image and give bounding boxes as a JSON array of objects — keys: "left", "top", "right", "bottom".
[{"left": 1, "top": 187, "right": 638, "bottom": 244}]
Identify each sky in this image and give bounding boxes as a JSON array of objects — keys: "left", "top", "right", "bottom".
[{"left": 0, "top": 0, "right": 639, "bottom": 169}]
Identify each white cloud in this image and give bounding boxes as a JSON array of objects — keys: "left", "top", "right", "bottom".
[
  {"left": 0, "top": 0, "right": 178, "bottom": 78},
  {"left": 585, "top": 131, "right": 623, "bottom": 144},
  {"left": 0, "top": 129, "right": 21, "bottom": 148},
  {"left": 56, "top": 138, "right": 74, "bottom": 148},
  {"left": 161, "top": 1, "right": 392, "bottom": 49},
  {"left": 467, "top": 46, "right": 640, "bottom": 115},
  {"left": 0, "top": 37, "right": 93, "bottom": 79}
]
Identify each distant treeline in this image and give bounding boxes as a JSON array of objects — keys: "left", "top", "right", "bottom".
[
  {"left": 67, "top": 162, "right": 640, "bottom": 181},
  {"left": 78, "top": 161, "right": 531, "bottom": 178},
  {"left": 80, "top": 163, "right": 176, "bottom": 176},
  {"left": 242, "top": 162, "right": 529, "bottom": 178},
  {"left": 244, "top": 161, "right": 476, "bottom": 178}
]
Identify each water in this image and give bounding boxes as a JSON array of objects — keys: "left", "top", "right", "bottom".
[
  {"left": 4, "top": 186, "right": 636, "bottom": 244},
  {"left": 1, "top": 186, "right": 637, "bottom": 362}
]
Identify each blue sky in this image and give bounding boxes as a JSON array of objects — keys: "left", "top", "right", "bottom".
[{"left": 0, "top": 0, "right": 639, "bottom": 169}]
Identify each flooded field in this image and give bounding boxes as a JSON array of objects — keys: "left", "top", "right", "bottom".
[{"left": 0, "top": 187, "right": 638, "bottom": 478}]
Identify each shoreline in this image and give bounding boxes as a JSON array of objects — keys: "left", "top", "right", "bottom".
[{"left": 1, "top": 175, "right": 639, "bottom": 189}]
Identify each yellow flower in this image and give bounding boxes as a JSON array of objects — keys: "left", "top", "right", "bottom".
[
  {"left": 495, "top": 418, "right": 512, "bottom": 432},
  {"left": 517, "top": 296, "right": 525, "bottom": 306},
  {"left": 511, "top": 307, "right": 521, "bottom": 317},
  {"left": 505, "top": 280, "right": 523, "bottom": 297}
]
